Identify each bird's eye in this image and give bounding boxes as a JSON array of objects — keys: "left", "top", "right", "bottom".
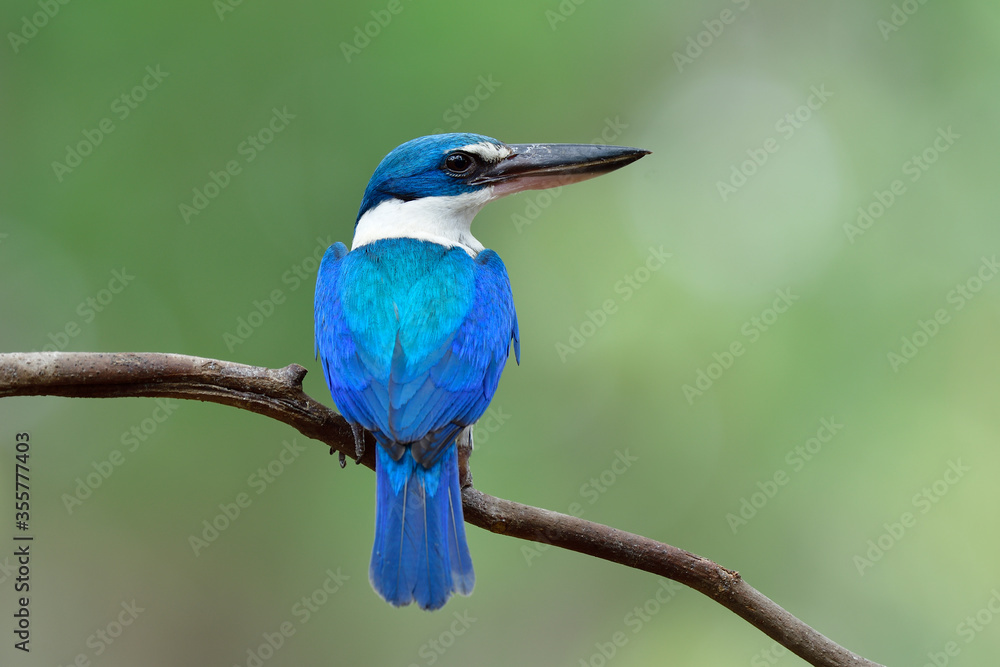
[{"left": 445, "top": 152, "right": 476, "bottom": 175}]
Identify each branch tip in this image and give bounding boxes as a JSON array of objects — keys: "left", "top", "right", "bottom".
[{"left": 278, "top": 363, "right": 309, "bottom": 387}]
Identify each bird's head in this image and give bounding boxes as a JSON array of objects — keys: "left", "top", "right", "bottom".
[{"left": 352, "top": 133, "right": 649, "bottom": 255}]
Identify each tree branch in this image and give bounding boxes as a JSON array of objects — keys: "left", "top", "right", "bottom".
[{"left": 0, "top": 352, "right": 883, "bottom": 667}]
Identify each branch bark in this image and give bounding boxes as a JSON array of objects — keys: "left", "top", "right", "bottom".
[{"left": 0, "top": 352, "right": 884, "bottom": 667}]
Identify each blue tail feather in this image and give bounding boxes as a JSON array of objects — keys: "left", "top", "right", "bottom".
[{"left": 370, "top": 444, "right": 474, "bottom": 610}]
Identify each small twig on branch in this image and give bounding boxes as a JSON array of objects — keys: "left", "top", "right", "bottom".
[{"left": 0, "top": 352, "right": 884, "bottom": 667}]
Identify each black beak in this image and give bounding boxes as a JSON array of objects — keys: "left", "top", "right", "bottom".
[{"left": 471, "top": 143, "right": 650, "bottom": 193}]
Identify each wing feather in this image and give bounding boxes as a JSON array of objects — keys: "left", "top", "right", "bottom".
[{"left": 315, "top": 239, "right": 518, "bottom": 467}]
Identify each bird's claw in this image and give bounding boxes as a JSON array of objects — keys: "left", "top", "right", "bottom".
[
  {"left": 457, "top": 425, "right": 474, "bottom": 451},
  {"left": 350, "top": 423, "right": 366, "bottom": 464}
]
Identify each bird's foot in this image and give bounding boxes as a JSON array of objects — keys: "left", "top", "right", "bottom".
[
  {"left": 456, "top": 425, "right": 474, "bottom": 489},
  {"left": 456, "top": 425, "right": 474, "bottom": 451},
  {"left": 350, "top": 423, "right": 366, "bottom": 464}
]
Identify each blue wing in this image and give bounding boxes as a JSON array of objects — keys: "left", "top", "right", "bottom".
[
  {"left": 315, "top": 237, "right": 518, "bottom": 610},
  {"left": 314, "top": 238, "right": 519, "bottom": 467}
]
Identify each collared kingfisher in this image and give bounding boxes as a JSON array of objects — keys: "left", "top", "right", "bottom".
[{"left": 314, "top": 133, "right": 648, "bottom": 610}]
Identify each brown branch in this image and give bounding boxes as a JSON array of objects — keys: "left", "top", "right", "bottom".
[{"left": 0, "top": 352, "right": 884, "bottom": 667}]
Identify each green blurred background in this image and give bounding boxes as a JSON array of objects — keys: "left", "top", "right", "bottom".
[{"left": 2, "top": 1, "right": 999, "bottom": 665}]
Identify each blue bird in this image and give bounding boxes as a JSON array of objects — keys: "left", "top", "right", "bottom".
[{"left": 314, "top": 133, "right": 648, "bottom": 610}]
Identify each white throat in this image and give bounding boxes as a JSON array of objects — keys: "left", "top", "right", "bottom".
[{"left": 352, "top": 188, "right": 494, "bottom": 257}]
